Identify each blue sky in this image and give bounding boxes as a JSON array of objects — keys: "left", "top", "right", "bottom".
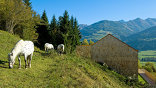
[{"left": 31, "top": 0, "right": 156, "bottom": 25}]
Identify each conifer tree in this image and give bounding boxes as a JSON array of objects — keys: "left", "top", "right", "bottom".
[
  {"left": 36, "top": 10, "right": 50, "bottom": 48},
  {"left": 41, "top": 10, "right": 49, "bottom": 24},
  {"left": 70, "top": 16, "right": 74, "bottom": 29},
  {"left": 49, "top": 15, "right": 58, "bottom": 47},
  {"left": 69, "top": 17, "right": 81, "bottom": 52},
  {"left": 58, "top": 10, "right": 72, "bottom": 53},
  {"left": 59, "top": 10, "right": 70, "bottom": 34},
  {"left": 70, "top": 16, "right": 75, "bottom": 52},
  {"left": 49, "top": 10, "right": 81, "bottom": 53},
  {"left": 73, "top": 18, "right": 81, "bottom": 45}
]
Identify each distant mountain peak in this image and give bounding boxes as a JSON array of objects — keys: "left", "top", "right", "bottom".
[
  {"left": 79, "top": 24, "right": 88, "bottom": 30},
  {"left": 80, "top": 18, "right": 156, "bottom": 42},
  {"left": 133, "top": 18, "right": 143, "bottom": 21},
  {"left": 135, "top": 18, "right": 142, "bottom": 20},
  {"left": 119, "top": 20, "right": 125, "bottom": 23},
  {"left": 145, "top": 18, "right": 156, "bottom": 20}
]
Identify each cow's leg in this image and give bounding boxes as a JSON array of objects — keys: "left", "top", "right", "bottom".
[
  {"left": 58, "top": 51, "right": 60, "bottom": 55},
  {"left": 45, "top": 47, "right": 47, "bottom": 53},
  {"left": 27, "top": 55, "right": 30, "bottom": 68},
  {"left": 18, "top": 56, "right": 21, "bottom": 69},
  {"left": 24, "top": 55, "right": 28, "bottom": 69},
  {"left": 47, "top": 49, "right": 49, "bottom": 53},
  {"left": 29, "top": 53, "right": 33, "bottom": 68},
  {"left": 60, "top": 51, "right": 61, "bottom": 56}
]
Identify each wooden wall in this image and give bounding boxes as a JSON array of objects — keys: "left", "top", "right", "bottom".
[
  {"left": 91, "top": 35, "right": 138, "bottom": 76},
  {"left": 76, "top": 34, "right": 138, "bottom": 76}
]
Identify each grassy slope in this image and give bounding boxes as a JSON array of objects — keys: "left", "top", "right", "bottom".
[
  {"left": 138, "top": 75, "right": 146, "bottom": 84},
  {"left": 139, "top": 50, "right": 156, "bottom": 82},
  {"left": 0, "top": 30, "right": 130, "bottom": 88}
]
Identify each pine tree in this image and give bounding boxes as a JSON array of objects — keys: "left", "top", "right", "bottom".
[
  {"left": 70, "top": 16, "right": 75, "bottom": 52},
  {"left": 73, "top": 18, "right": 81, "bottom": 45},
  {"left": 70, "top": 16, "right": 74, "bottom": 29},
  {"left": 69, "top": 17, "right": 81, "bottom": 52},
  {"left": 36, "top": 10, "right": 50, "bottom": 48},
  {"left": 59, "top": 10, "right": 70, "bottom": 34},
  {"left": 49, "top": 15, "right": 58, "bottom": 47},
  {"left": 49, "top": 10, "right": 81, "bottom": 53},
  {"left": 58, "top": 10, "right": 71, "bottom": 53},
  {"left": 41, "top": 10, "right": 49, "bottom": 24}
]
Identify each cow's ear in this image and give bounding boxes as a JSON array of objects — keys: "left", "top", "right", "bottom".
[{"left": 10, "top": 53, "right": 13, "bottom": 56}]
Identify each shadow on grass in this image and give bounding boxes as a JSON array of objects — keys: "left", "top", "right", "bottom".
[
  {"left": 0, "top": 60, "right": 8, "bottom": 68},
  {"left": 34, "top": 50, "right": 41, "bottom": 53},
  {"left": 0, "top": 60, "right": 8, "bottom": 64},
  {"left": 41, "top": 53, "right": 51, "bottom": 57},
  {"left": 41, "top": 50, "right": 58, "bottom": 56}
]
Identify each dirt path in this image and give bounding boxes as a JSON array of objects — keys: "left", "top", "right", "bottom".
[{"left": 138, "top": 69, "right": 155, "bottom": 85}]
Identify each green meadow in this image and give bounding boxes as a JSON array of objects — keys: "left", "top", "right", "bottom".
[
  {"left": 139, "top": 50, "right": 156, "bottom": 59},
  {"left": 0, "top": 30, "right": 132, "bottom": 88}
]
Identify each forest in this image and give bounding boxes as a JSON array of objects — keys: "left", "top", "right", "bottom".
[{"left": 0, "top": 0, "right": 81, "bottom": 53}]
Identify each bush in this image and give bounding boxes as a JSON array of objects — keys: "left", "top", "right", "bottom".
[
  {"left": 82, "top": 39, "right": 89, "bottom": 45},
  {"left": 144, "top": 66, "right": 153, "bottom": 72},
  {"left": 152, "top": 66, "right": 156, "bottom": 72},
  {"left": 143, "top": 62, "right": 156, "bottom": 72}
]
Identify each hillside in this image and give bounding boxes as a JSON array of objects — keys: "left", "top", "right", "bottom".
[
  {"left": 80, "top": 20, "right": 133, "bottom": 41},
  {"left": 80, "top": 18, "right": 156, "bottom": 41},
  {"left": 0, "top": 30, "right": 131, "bottom": 87},
  {"left": 125, "top": 26, "right": 156, "bottom": 51}
]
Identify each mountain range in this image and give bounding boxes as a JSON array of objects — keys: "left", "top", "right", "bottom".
[
  {"left": 80, "top": 18, "right": 156, "bottom": 50},
  {"left": 80, "top": 18, "right": 156, "bottom": 41},
  {"left": 125, "top": 26, "right": 156, "bottom": 51}
]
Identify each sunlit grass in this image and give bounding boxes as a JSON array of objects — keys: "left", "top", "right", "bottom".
[
  {"left": 138, "top": 74, "right": 146, "bottom": 84},
  {"left": 0, "top": 30, "right": 129, "bottom": 87}
]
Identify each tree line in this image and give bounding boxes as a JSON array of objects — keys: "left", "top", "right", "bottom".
[
  {"left": 0, "top": 0, "right": 81, "bottom": 53},
  {"left": 141, "top": 57, "right": 156, "bottom": 62}
]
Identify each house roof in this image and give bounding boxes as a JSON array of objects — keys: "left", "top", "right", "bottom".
[
  {"left": 80, "top": 34, "right": 138, "bottom": 52},
  {"left": 93, "top": 34, "right": 138, "bottom": 52}
]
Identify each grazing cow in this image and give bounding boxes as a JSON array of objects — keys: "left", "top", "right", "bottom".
[
  {"left": 57, "top": 44, "right": 64, "bottom": 55},
  {"left": 8, "top": 40, "right": 34, "bottom": 69},
  {"left": 44, "top": 43, "right": 54, "bottom": 53}
]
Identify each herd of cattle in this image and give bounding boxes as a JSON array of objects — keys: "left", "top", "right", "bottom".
[
  {"left": 8, "top": 40, "right": 64, "bottom": 69},
  {"left": 44, "top": 43, "right": 64, "bottom": 55}
]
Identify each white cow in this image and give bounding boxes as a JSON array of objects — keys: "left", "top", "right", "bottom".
[
  {"left": 8, "top": 40, "right": 34, "bottom": 69},
  {"left": 44, "top": 43, "right": 54, "bottom": 53},
  {"left": 57, "top": 44, "right": 64, "bottom": 55}
]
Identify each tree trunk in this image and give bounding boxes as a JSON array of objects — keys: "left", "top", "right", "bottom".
[{"left": 6, "top": 20, "right": 15, "bottom": 34}]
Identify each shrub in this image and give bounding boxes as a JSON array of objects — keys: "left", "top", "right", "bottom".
[
  {"left": 144, "top": 66, "right": 153, "bottom": 72},
  {"left": 143, "top": 62, "right": 156, "bottom": 72},
  {"left": 138, "top": 60, "right": 142, "bottom": 68},
  {"left": 82, "top": 39, "right": 89, "bottom": 45}
]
